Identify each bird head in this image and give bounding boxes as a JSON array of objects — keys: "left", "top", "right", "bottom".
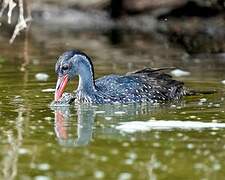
[{"left": 54, "top": 50, "right": 94, "bottom": 101}]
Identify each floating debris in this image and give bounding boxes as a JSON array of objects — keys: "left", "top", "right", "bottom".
[
  {"left": 35, "top": 73, "right": 49, "bottom": 81},
  {"left": 170, "top": 69, "right": 190, "bottom": 77},
  {"left": 116, "top": 120, "right": 225, "bottom": 133},
  {"left": 221, "top": 80, "right": 225, "bottom": 85}
]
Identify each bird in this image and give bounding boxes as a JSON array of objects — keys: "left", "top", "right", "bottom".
[{"left": 54, "top": 50, "right": 186, "bottom": 104}]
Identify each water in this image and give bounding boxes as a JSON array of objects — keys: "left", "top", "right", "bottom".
[{"left": 0, "top": 29, "right": 225, "bottom": 180}]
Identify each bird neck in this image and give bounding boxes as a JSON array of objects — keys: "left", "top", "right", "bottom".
[{"left": 77, "top": 62, "right": 96, "bottom": 94}]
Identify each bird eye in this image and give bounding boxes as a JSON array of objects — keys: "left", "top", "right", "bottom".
[{"left": 62, "top": 65, "right": 69, "bottom": 71}]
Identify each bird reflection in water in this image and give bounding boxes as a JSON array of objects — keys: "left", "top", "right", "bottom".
[
  {"left": 53, "top": 105, "right": 95, "bottom": 147},
  {"left": 52, "top": 102, "right": 176, "bottom": 147}
]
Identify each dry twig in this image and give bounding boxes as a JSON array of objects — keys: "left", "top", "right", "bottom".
[{"left": 0, "top": 0, "right": 32, "bottom": 43}]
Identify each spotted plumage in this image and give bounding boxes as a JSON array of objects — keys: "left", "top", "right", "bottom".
[{"left": 54, "top": 50, "right": 186, "bottom": 104}]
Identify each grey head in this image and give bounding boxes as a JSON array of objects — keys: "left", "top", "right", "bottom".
[{"left": 54, "top": 50, "right": 95, "bottom": 101}]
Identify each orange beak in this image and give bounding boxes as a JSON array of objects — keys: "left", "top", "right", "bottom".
[{"left": 54, "top": 75, "right": 69, "bottom": 101}]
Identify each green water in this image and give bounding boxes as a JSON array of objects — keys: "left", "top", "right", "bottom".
[{"left": 0, "top": 31, "right": 225, "bottom": 180}]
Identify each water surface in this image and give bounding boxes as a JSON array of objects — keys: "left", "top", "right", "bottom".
[{"left": 0, "top": 30, "right": 225, "bottom": 180}]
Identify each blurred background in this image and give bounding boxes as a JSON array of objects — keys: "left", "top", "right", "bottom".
[
  {"left": 0, "top": 0, "right": 225, "bottom": 79},
  {"left": 1, "top": 0, "right": 225, "bottom": 75}
]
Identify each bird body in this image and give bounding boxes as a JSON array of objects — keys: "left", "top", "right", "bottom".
[{"left": 54, "top": 50, "right": 186, "bottom": 105}]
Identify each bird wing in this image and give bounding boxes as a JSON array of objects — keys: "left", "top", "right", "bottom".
[{"left": 95, "top": 68, "right": 185, "bottom": 102}]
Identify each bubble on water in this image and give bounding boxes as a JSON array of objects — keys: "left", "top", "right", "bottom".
[
  {"left": 177, "top": 133, "right": 183, "bottom": 137},
  {"left": 94, "top": 170, "right": 105, "bottom": 179},
  {"left": 212, "top": 163, "right": 221, "bottom": 171},
  {"left": 203, "top": 150, "right": 210, "bottom": 156},
  {"left": 130, "top": 137, "right": 136, "bottom": 142},
  {"left": 195, "top": 149, "right": 201, "bottom": 155},
  {"left": 124, "top": 159, "right": 134, "bottom": 165},
  {"left": 187, "top": 143, "right": 194, "bottom": 149},
  {"left": 118, "top": 172, "right": 132, "bottom": 180},
  {"left": 194, "top": 163, "right": 206, "bottom": 170},
  {"left": 200, "top": 98, "right": 207, "bottom": 103},
  {"left": 19, "top": 148, "right": 29, "bottom": 155},
  {"left": 127, "top": 152, "right": 137, "bottom": 160},
  {"left": 47, "top": 131, "right": 54, "bottom": 136},
  {"left": 170, "top": 69, "right": 190, "bottom": 77},
  {"left": 33, "top": 59, "right": 40, "bottom": 65},
  {"left": 100, "top": 156, "right": 108, "bottom": 162},
  {"left": 46, "top": 143, "right": 53, "bottom": 147},
  {"left": 122, "top": 142, "right": 130, "bottom": 147},
  {"left": 35, "top": 73, "right": 49, "bottom": 81},
  {"left": 221, "top": 80, "right": 225, "bottom": 85},
  {"left": 30, "top": 126, "right": 37, "bottom": 130},
  {"left": 30, "top": 163, "right": 36, "bottom": 169},
  {"left": 164, "top": 149, "right": 173, "bottom": 156},
  {"left": 15, "top": 95, "right": 21, "bottom": 98},
  {"left": 210, "top": 131, "right": 217, "bottom": 135},
  {"left": 209, "top": 155, "right": 216, "bottom": 161},
  {"left": 153, "top": 142, "right": 160, "bottom": 147},
  {"left": 42, "top": 88, "right": 55, "bottom": 92},
  {"left": 214, "top": 104, "right": 220, "bottom": 107},
  {"left": 154, "top": 133, "right": 160, "bottom": 139},
  {"left": 34, "top": 176, "right": 50, "bottom": 180},
  {"left": 37, "top": 163, "right": 50, "bottom": 171},
  {"left": 8, "top": 120, "right": 14, "bottom": 124},
  {"left": 95, "top": 111, "right": 105, "bottom": 114},
  {"left": 90, "top": 153, "right": 97, "bottom": 159},
  {"left": 111, "top": 149, "right": 119, "bottom": 155},
  {"left": 189, "top": 115, "right": 197, "bottom": 119},
  {"left": 44, "top": 117, "right": 52, "bottom": 121},
  {"left": 105, "top": 117, "right": 112, "bottom": 120},
  {"left": 115, "top": 111, "right": 126, "bottom": 115}
]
